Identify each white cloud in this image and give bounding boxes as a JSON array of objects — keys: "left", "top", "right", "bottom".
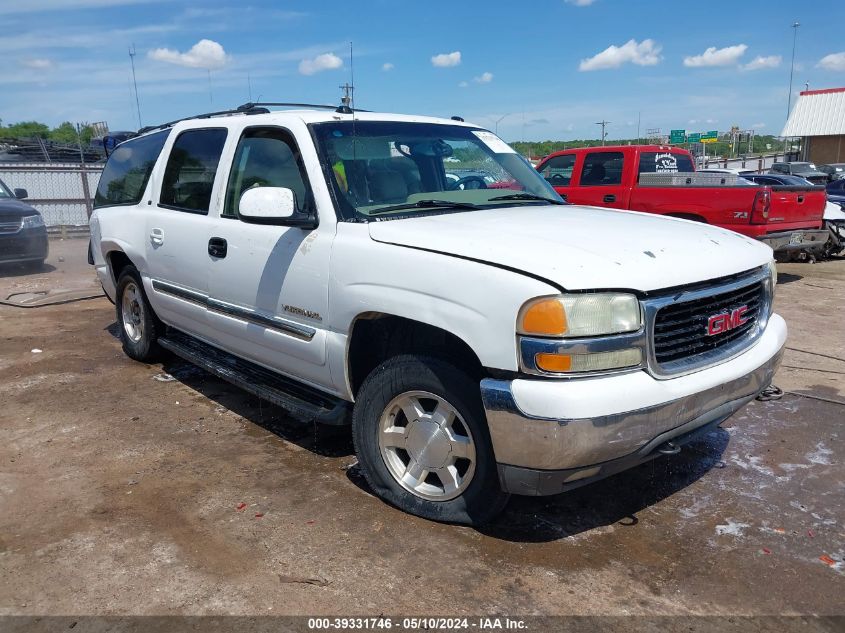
[
  {"left": 473, "top": 71, "right": 493, "bottom": 83},
  {"left": 298, "top": 52, "right": 343, "bottom": 75},
  {"left": 148, "top": 39, "right": 228, "bottom": 69},
  {"left": 458, "top": 81, "right": 469, "bottom": 88},
  {"left": 21, "top": 58, "right": 53, "bottom": 70},
  {"left": 683, "top": 44, "right": 747, "bottom": 68},
  {"left": 742, "top": 55, "right": 781, "bottom": 71},
  {"left": 565, "top": 0, "right": 596, "bottom": 5},
  {"left": 431, "top": 51, "right": 461, "bottom": 67},
  {"left": 382, "top": 62, "right": 394, "bottom": 71},
  {"left": 817, "top": 52, "right": 845, "bottom": 71},
  {"left": 579, "top": 39, "right": 662, "bottom": 71},
  {"left": 752, "top": 122, "right": 766, "bottom": 129}
]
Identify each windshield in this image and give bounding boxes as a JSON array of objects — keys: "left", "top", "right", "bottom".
[{"left": 311, "top": 121, "right": 563, "bottom": 219}]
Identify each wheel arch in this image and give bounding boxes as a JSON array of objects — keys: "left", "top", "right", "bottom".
[{"left": 346, "top": 312, "right": 485, "bottom": 399}]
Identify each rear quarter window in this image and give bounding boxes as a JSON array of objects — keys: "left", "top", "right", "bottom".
[
  {"left": 638, "top": 152, "right": 694, "bottom": 175},
  {"left": 93, "top": 130, "right": 170, "bottom": 208}
]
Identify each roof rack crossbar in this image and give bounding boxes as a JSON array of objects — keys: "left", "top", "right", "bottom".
[{"left": 238, "top": 102, "right": 368, "bottom": 114}]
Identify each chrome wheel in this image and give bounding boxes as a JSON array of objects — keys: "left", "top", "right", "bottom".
[
  {"left": 378, "top": 390, "right": 476, "bottom": 501},
  {"left": 121, "top": 281, "right": 145, "bottom": 343}
]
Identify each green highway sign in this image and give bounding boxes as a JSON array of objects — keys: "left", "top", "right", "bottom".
[
  {"left": 702, "top": 130, "right": 718, "bottom": 140},
  {"left": 669, "top": 129, "right": 686, "bottom": 144},
  {"left": 686, "top": 132, "right": 701, "bottom": 143}
]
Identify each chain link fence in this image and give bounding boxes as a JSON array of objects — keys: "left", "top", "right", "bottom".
[{"left": 0, "top": 163, "right": 102, "bottom": 233}]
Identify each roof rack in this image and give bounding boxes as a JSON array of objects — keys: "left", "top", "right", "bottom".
[
  {"left": 237, "top": 101, "right": 366, "bottom": 114},
  {"left": 135, "top": 104, "right": 270, "bottom": 136},
  {"left": 133, "top": 101, "right": 365, "bottom": 137}
]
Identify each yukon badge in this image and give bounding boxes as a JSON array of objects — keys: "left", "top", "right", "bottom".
[
  {"left": 283, "top": 304, "right": 322, "bottom": 321},
  {"left": 706, "top": 306, "right": 749, "bottom": 336}
]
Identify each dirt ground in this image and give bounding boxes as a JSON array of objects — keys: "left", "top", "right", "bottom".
[{"left": 0, "top": 237, "right": 842, "bottom": 618}]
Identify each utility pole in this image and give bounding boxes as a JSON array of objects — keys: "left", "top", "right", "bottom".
[
  {"left": 339, "top": 82, "right": 354, "bottom": 108},
  {"left": 128, "top": 44, "right": 142, "bottom": 128},
  {"left": 595, "top": 120, "right": 610, "bottom": 145},
  {"left": 786, "top": 21, "right": 800, "bottom": 121}
]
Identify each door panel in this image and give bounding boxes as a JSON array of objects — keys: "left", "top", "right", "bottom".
[
  {"left": 569, "top": 150, "right": 626, "bottom": 209},
  {"left": 206, "top": 127, "right": 332, "bottom": 389},
  {"left": 144, "top": 128, "right": 228, "bottom": 340}
]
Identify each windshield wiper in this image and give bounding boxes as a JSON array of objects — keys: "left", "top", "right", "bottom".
[
  {"left": 488, "top": 192, "right": 566, "bottom": 205},
  {"left": 368, "top": 199, "right": 484, "bottom": 215}
]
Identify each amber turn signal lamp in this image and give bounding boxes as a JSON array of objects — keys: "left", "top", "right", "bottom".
[
  {"left": 535, "top": 353, "right": 572, "bottom": 373},
  {"left": 519, "top": 299, "right": 568, "bottom": 336}
]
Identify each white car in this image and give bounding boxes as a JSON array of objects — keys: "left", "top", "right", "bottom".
[{"left": 89, "top": 104, "right": 786, "bottom": 525}]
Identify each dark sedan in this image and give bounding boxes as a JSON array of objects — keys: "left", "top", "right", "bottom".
[
  {"left": 0, "top": 178, "right": 48, "bottom": 269},
  {"left": 819, "top": 163, "right": 845, "bottom": 182}
]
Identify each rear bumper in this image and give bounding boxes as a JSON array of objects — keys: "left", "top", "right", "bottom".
[
  {"left": 481, "top": 314, "right": 786, "bottom": 496},
  {"left": 757, "top": 229, "right": 828, "bottom": 253},
  {"left": 0, "top": 226, "right": 48, "bottom": 263}
]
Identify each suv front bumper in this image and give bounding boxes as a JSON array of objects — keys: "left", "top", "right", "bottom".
[{"left": 481, "top": 314, "right": 787, "bottom": 496}]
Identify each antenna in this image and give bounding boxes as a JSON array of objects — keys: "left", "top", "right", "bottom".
[
  {"left": 247, "top": 71, "right": 253, "bottom": 102},
  {"left": 128, "top": 44, "right": 142, "bottom": 128}
]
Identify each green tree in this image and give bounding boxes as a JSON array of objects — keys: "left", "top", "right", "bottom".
[{"left": 1, "top": 121, "right": 50, "bottom": 139}]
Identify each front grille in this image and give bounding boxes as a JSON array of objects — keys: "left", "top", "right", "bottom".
[
  {"left": 653, "top": 279, "right": 764, "bottom": 365},
  {"left": 0, "top": 218, "right": 21, "bottom": 234}
]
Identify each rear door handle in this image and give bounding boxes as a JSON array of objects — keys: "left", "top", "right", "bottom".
[
  {"left": 150, "top": 228, "right": 164, "bottom": 245},
  {"left": 208, "top": 237, "right": 228, "bottom": 259},
  {"left": 603, "top": 194, "right": 616, "bottom": 203}
]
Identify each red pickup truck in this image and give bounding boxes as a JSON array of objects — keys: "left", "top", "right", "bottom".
[{"left": 535, "top": 145, "right": 827, "bottom": 255}]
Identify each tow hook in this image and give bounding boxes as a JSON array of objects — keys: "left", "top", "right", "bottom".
[{"left": 657, "top": 441, "right": 681, "bottom": 455}]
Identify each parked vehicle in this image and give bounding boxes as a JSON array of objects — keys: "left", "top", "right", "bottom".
[
  {"left": 535, "top": 145, "right": 827, "bottom": 256},
  {"left": 744, "top": 173, "right": 834, "bottom": 259},
  {"left": 89, "top": 106, "right": 785, "bottom": 525},
  {"left": 698, "top": 167, "right": 757, "bottom": 177},
  {"left": 769, "top": 161, "right": 828, "bottom": 185},
  {"left": 0, "top": 178, "right": 48, "bottom": 269},
  {"left": 826, "top": 177, "right": 845, "bottom": 209},
  {"left": 818, "top": 163, "right": 845, "bottom": 182}
]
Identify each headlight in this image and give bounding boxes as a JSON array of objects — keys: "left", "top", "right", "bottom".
[
  {"left": 518, "top": 293, "right": 641, "bottom": 338},
  {"left": 21, "top": 214, "right": 44, "bottom": 229},
  {"left": 767, "top": 260, "right": 777, "bottom": 298}
]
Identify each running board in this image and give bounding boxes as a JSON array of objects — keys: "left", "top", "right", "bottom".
[{"left": 158, "top": 330, "right": 349, "bottom": 425}]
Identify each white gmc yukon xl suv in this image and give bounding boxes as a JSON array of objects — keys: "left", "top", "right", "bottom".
[{"left": 90, "top": 104, "right": 786, "bottom": 525}]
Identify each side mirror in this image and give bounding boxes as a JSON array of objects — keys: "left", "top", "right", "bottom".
[
  {"left": 239, "top": 187, "right": 296, "bottom": 221},
  {"left": 14, "top": 188, "right": 28, "bottom": 199}
]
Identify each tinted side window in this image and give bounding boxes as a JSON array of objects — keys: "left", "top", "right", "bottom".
[
  {"left": 93, "top": 130, "right": 169, "bottom": 208},
  {"left": 580, "top": 151, "right": 624, "bottom": 186},
  {"left": 638, "top": 151, "right": 694, "bottom": 174},
  {"left": 223, "top": 128, "right": 312, "bottom": 218},
  {"left": 539, "top": 154, "right": 576, "bottom": 186},
  {"left": 159, "top": 128, "right": 227, "bottom": 214}
]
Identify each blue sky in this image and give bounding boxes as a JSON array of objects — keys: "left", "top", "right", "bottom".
[{"left": 2, "top": 0, "right": 844, "bottom": 141}]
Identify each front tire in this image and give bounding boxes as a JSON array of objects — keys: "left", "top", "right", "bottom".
[
  {"left": 115, "top": 266, "right": 161, "bottom": 362},
  {"left": 352, "top": 355, "right": 508, "bottom": 525}
]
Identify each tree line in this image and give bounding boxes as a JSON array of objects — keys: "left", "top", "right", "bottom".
[{"left": 0, "top": 120, "right": 98, "bottom": 145}]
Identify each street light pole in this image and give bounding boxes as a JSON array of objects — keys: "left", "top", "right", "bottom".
[
  {"left": 494, "top": 113, "right": 510, "bottom": 135},
  {"left": 786, "top": 21, "right": 800, "bottom": 121}
]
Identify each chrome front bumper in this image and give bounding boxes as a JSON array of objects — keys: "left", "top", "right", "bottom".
[{"left": 481, "top": 314, "right": 786, "bottom": 496}]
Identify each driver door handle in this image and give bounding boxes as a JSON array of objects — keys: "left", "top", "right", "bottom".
[
  {"left": 603, "top": 194, "right": 616, "bottom": 203},
  {"left": 208, "top": 237, "right": 228, "bottom": 259}
]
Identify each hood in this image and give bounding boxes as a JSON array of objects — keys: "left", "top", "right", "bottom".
[
  {"left": 0, "top": 198, "right": 38, "bottom": 217},
  {"left": 368, "top": 205, "right": 772, "bottom": 292}
]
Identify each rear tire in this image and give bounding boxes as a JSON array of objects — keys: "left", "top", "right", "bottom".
[
  {"left": 352, "top": 355, "right": 508, "bottom": 525},
  {"left": 115, "top": 265, "right": 162, "bottom": 362}
]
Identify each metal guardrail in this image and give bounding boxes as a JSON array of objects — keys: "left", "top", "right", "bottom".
[{"left": 0, "top": 162, "right": 102, "bottom": 232}]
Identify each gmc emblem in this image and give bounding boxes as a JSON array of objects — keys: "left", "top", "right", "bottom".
[{"left": 706, "top": 306, "right": 749, "bottom": 336}]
